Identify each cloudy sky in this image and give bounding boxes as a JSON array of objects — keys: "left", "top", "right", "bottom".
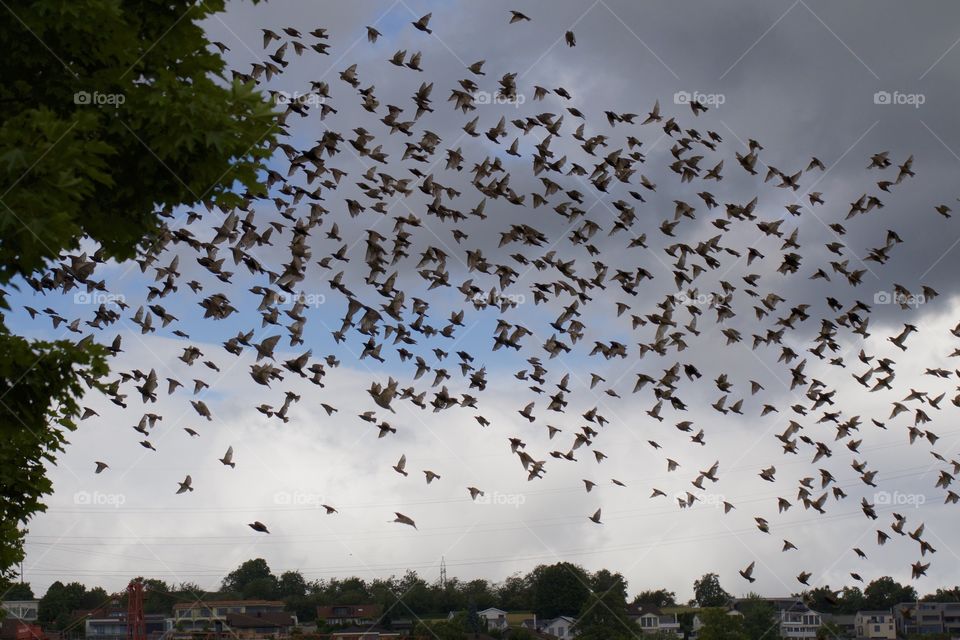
[{"left": 13, "top": 0, "right": 960, "bottom": 604}]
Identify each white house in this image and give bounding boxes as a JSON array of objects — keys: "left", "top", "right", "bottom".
[
  {"left": 477, "top": 607, "right": 508, "bottom": 631},
  {"left": 540, "top": 616, "right": 577, "bottom": 638},
  {"left": 733, "top": 598, "right": 822, "bottom": 640},
  {"left": 627, "top": 604, "right": 682, "bottom": 636}
]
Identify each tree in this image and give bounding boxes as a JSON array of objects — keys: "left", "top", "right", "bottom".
[
  {"left": 699, "top": 608, "right": 749, "bottom": 640},
  {"left": 413, "top": 617, "right": 467, "bottom": 640},
  {"left": 694, "top": 573, "right": 731, "bottom": 608},
  {"left": 737, "top": 595, "right": 777, "bottom": 640},
  {"left": 465, "top": 601, "right": 483, "bottom": 633},
  {"left": 573, "top": 570, "right": 639, "bottom": 640},
  {"left": 863, "top": 577, "right": 916, "bottom": 611},
  {"left": 836, "top": 586, "right": 865, "bottom": 614},
  {"left": 38, "top": 581, "right": 110, "bottom": 629},
  {"left": 279, "top": 571, "right": 308, "bottom": 598},
  {"left": 817, "top": 621, "right": 849, "bottom": 640},
  {"left": 2, "top": 582, "right": 34, "bottom": 599},
  {"left": 0, "top": 0, "right": 276, "bottom": 581},
  {"left": 923, "top": 587, "right": 960, "bottom": 602},
  {"left": 529, "top": 563, "right": 591, "bottom": 619},
  {"left": 137, "top": 579, "right": 177, "bottom": 615},
  {"left": 801, "top": 588, "right": 839, "bottom": 615},
  {"left": 498, "top": 573, "right": 532, "bottom": 611},
  {"left": 633, "top": 589, "right": 678, "bottom": 608},
  {"left": 221, "top": 559, "right": 277, "bottom": 597}
]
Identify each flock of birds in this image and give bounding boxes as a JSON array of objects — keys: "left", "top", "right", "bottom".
[{"left": 18, "top": 9, "right": 960, "bottom": 591}]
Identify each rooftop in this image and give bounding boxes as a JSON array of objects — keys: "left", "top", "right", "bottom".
[{"left": 173, "top": 600, "right": 285, "bottom": 610}]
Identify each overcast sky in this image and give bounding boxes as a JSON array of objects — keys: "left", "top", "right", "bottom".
[{"left": 13, "top": 0, "right": 960, "bottom": 605}]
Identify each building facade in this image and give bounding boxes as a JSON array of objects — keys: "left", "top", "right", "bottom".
[
  {"left": 733, "top": 598, "right": 822, "bottom": 639},
  {"left": 316, "top": 605, "right": 383, "bottom": 627},
  {"left": 539, "top": 616, "right": 577, "bottom": 638},
  {"left": 627, "top": 604, "right": 682, "bottom": 636},
  {"left": 895, "top": 602, "right": 960, "bottom": 637},
  {"left": 172, "top": 600, "right": 294, "bottom": 634},
  {"left": 854, "top": 611, "right": 896, "bottom": 640},
  {"left": 0, "top": 602, "right": 39, "bottom": 623}
]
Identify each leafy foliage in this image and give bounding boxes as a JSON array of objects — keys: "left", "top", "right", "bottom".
[
  {"left": 38, "top": 581, "right": 110, "bottom": 629},
  {"left": 573, "top": 569, "right": 640, "bottom": 640},
  {"left": 699, "top": 607, "right": 749, "bottom": 640},
  {"left": 634, "top": 588, "right": 678, "bottom": 608},
  {"left": 0, "top": 0, "right": 276, "bottom": 581},
  {"left": 0, "top": 334, "right": 107, "bottom": 581},
  {"left": 529, "top": 562, "right": 591, "bottom": 619},
  {"left": 863, "top": 576, "right": 917, "bottom": 610},
  {"left": 694, "top": 573, "right": 731, "bottom": 608},
  {"left": 737, "top": 594, "right": 778, "bottom": 640}
]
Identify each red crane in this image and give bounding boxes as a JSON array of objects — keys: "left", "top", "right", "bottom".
[{"left": 126, "top": 579, "right": 146, "bottom": 640}]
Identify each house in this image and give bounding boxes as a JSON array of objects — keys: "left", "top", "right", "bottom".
[
  {"left": 317, "top": 605, "right": 384, "bottom": 627},
  {"left": 1, "top": 602, "right": 39, "bottom": 623},
  {"left": 539, "top": 616, "right": 577, "bottom": 638},
  {"left": 894, "top": 601, "right": 960, "bottom": 637},
  {"left": 477, "top": 608, "right": 508, "bottom": 631},
  {"left": 733, "top": 598, "right": 821, "bottom": 639},
  {"left": 627, "top": 604, "right": 682, "bottom": 636},
  {"left": 448, "top": 608, "right": 510, "bottom": 631},
  {"left": 821, "top": 613, "right": 855, "bottom": 638},
  {"left": 324, "top": 628, "right": 400, "bottom": 639},
  {"left": 0, "top": 620, "right": 45, "bottom": 640},
  {"left": 224, "top": 612, "right": 297, "bottom": 636},
  {"left": 504, "top": 630, "right": 554, "bottom": 640},
  {"left": 854, "top": 611, "right": 895, "bottom": 640},
  {"left": 172, "top": 600, "right": 293, "bottom": 634},
  {"left": 86, "top": 613, "right": 169, "bottom": 640}
]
